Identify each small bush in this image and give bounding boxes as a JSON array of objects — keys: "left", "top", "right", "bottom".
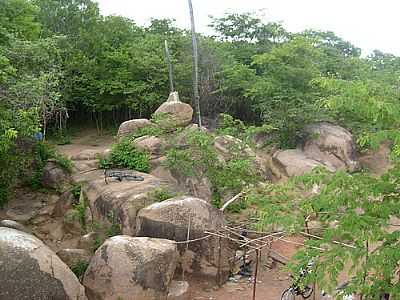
[
  {"left": 91, "top": 210, "right": 122, "bottom": 250},
  {"left": 29, "top": 142, "right": 73, "bottom": 190},
  {"left": 72, "top": 193, "right": 87, "bottom": 228},
  {"left": 148, "top": 187, "right": 177, "bottom": 202},
  {"left": 71, "top": 260, "right": 89, "bottom": 279},
  {"left": 166, "top": 129, "right": 259, "bottom": 210},
  {"left": 71, "top": 184, "right": 82, "bottom": 200},
  {"left": 127, "top": 125, "right": 165, "bottom": 139},
  {"left": 99, "top": 138, "right": 150, "bottom": 172}
]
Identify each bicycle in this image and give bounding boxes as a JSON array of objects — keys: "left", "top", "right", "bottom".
[
  {"left": 281, "top": 261, "right": 314, "bottom": 300},
  {"left": 281, "top": 284, "right": 313, "bottom": 300},
  {"left": 104, "top": 169, "right": 145, "bottom": 184}
]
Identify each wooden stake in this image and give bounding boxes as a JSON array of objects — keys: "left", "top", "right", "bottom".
[
  {"left": 182, "top": 215, "right": 191, "bottom": 281},
  {"left": 253, "top": 249, "right": 260, "bottom": 300}
]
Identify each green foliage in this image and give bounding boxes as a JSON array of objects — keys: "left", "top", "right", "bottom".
[
  {"left": 72, "top": 193, "right": 87, "bottom": 228},
  {"left": 127, "top": 125, "right": 164, "bottom": 140},
  {"left": 0, "top": 0, "right": 40, "bottom": 42},
  {"left": 99, "top": 138, "right": 150, "bottom": 172},
  {"left": 71, "top": 184, "right": 82, "bottom": 200},
  {"left": 166, "top": 129, "right": 259, "bottom": 205},
  {"left": 249, "top": 166, "right": 400, "bottom": 298},
  {"left": 218, "top": 113, "right": 276, "bottom": 147},
  {"left": 148, "top": 187, "right": 178, "bottom": 202},
  {"left": 0, "top": 107, "right": 39, "bottom": 205},
  {"left": 91, "top": 210, "right": 122, "bottom": 250},
  {"left": 105, "top": 210, "right": 122, "bottom": 238},
  {"left": 29, "top": 142, "right": 72, "bottom": 190},
  {"left": 71, "top": 260, "right": 89, "bottom": 280}
]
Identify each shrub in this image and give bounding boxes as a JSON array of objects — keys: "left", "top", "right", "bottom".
[
  {"left": 29, "top": 142, "right": 73, "bottom": 190},
  {"left": 166, "top": 129, "right": 259, "bottom": 209},
  {"left": 71, "top": 261, "right": 89, "bottom": 280},
  {"left": 148, "top": 187, "right": 178, "bottom": 202},
  {"left": 99, "top": 138, "right": 150, "bottom": 172},
  {"left": 72, "top": 193, "right": 87, "bottom": 228}
]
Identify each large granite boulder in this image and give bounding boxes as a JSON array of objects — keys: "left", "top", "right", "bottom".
[
  {"left": 359, "top": 141, "right": 393, "bottom": 176},
  {"left": 136, "top": 196, "right": 234, "bottom": 284},
  {"left": 0, "top": 227, "right": 87, "bottom": 300},
  {"left": 41, "top": 161, "right": 71, "bottom": 190},
  {"left": 0, "top": 219, "right": 31, "bottom": 233},
  {"left": 83, "top": 236, "right": 178, "bottom": 300},
  {"left": 77, "top": 169, "right": 170, "bottom": 235},
  {"left": 133, "top": 135, "right": 164, "bottom": 159},
  {"left": 303, "top": 122, "right": 359, "bottom": 172},
  {"left": 272, "top": 149, "right": 335, "bottom": 179},
  {"left": 117, "top": 118, "right": 154, "bottom": 139},
  {"left": 153, "top": 92, "right": 193, "bottom": 128}
]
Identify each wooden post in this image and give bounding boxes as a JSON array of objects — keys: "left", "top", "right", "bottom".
[
  {"left": 253, "top": 249, "right": 260, "bottom": 300},
  {"left": 217, "top": 236, "right": 222, "bottom": 286},
  {"left": 188, "top": 0, "right": 202, "bottom": 128},
  {"left": 182, "top": 215, "right": 191, "bottom": 281},
  {"left": 164, "top": 40, "right": 175, "bottom": 93}
]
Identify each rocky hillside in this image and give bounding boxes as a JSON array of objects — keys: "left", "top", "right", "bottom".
[{"left": 0, "top": 92, "right": 391, "bottom": 300}]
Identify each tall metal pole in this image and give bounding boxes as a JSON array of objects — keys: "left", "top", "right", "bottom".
[
  {"left": 164, "top": 40, "right": 175, "bottom": 93},
  {"left": 188, "top": 0, "right": 202, "bottom": 128}
]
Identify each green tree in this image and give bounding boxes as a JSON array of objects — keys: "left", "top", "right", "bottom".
[{"left": 250, "top": 167, "right": 400, "bottom": 299}]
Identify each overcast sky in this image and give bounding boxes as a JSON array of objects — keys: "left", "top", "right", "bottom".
[{"left": 95, "top": 0, "right": 399, "bottom": 56}]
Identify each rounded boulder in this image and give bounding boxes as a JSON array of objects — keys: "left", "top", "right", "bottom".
[
  {"left": 83, "top": 236, "right": 178, "bottom": 300},
  {"left": 0, "top": 227, "right": 87, "bottom": 300}
]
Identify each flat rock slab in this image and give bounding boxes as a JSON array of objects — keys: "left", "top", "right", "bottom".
[{"left": 76, "top": 169, "right": 170, "bottom": 235}]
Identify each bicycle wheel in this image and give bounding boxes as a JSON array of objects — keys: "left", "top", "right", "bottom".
[
  {"left": 302, "top": 286, "right": 313, "bottom": 299},
  {"left": 281, "top": 288, "right": 296, "bottom": 300}
]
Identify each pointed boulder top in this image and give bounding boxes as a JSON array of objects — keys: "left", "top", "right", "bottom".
[{"left": 167, "top": 91, "right": 180, "bottom": 102}]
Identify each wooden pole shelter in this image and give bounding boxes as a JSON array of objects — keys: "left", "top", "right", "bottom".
[
  {"left": 164, "top": 40, "right": 175, "bottom": 93},
  {"left": 188, "top": 0, "right": 202, "bottom": 128}
]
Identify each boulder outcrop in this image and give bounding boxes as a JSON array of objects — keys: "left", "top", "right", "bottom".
[
  {"left": 41, "top": 161, "right": 71, "bottom": 191},
  {"left": 117, "top": 118, "right": 154, "bottom": 139},
  {"left": 0, "top": 227, "right": 86, "bottom": 300},
  {"left": 78, "top": 169, "right": 170, "bottom": 235},
  {"left": 136, "top": 196, "right": 234, "bottom": 284},
  {"left": 303, "top": 122, "right": 359, "bottom": 172},
  {"left": 153, "top": 92, "right": 193, "bottom": 128},
  {"left": 133, "top": 135, "right": 164, "bottom": 159},
  {"left": 83, "top": 236, "right": 178, "bottom": 300},
  {"left": 272, "top": 149, "right": 335, "bottom": 178}
]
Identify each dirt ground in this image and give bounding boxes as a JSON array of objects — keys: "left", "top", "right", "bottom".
[
  {"left": 56, "top": 128, "right": 114, "bottom": 158},
  {"left": 187, "top": 236, "right": 314, "bottom": 300}
]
